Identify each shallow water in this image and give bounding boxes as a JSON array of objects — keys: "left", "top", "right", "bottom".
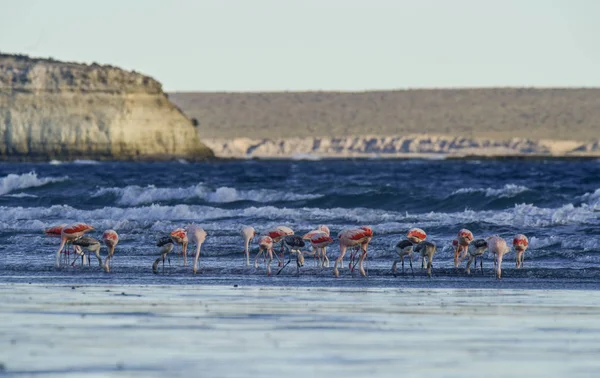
[
  {"left": 1, "top": 159, "right": 600, "bottom": 280},
  {"left": 1, "top": 284, "right": 599, "bottom": 378}
]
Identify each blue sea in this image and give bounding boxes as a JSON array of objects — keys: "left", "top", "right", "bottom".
[
  {"left": 2, "top": 159, "right": 600, "bottom": 378},
  {"left": 1, "top": 159, "right": 599, "bottom": 288}
]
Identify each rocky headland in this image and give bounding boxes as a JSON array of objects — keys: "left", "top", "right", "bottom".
[{"left": 0, "top": 54, "right": 213, "bottom": 161}]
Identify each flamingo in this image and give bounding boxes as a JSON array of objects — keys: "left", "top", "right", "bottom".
[
  {"left": 393, "top": 228, "right": 427, "bottom": 276},
  {"left": 465, "top": 239, "right": 488, "bottom": 275},
  {"left": 487, "top": 235, "right": 510, "bottom": 279},
  {"left": 334, "top": 226, "right": 373, "bottom": 278},
  {"left": 152, "top": 236, "right": 174, "bottom": 274},
  {"left": 310, "top": 233, "right": 334, "bottom": 267},
  {"left": 302, "top": 225, "right": 330, "bottom": 240},
  {"left": 513, "top": 234, "right": 529, "bottom": 268},
  {"left": 45, "top": 224, "right": 73, "bottom": 265},
  {"left": 241, "top": 226, "right": 257, "bottom": 266},
  {"left": 279, "top": 235, "right": 306, "bottom": 276},
  {"left": 102, "top": 230, "right": 119, "bottom": 273},
  {"left": 303, "top": 225, "right": 330, "bottom": 266},
  {"left": 72, "top": 236, "right": 102, "bottom": 267},
  {"left": 170, "top": 228, "right": 188, "bottom": 266},
  {"left": 254, "top": 235, "right": 274, "bottom": 275},
  {"left": 415, "top": 241, "right": 437, "bottom": 277},
  {"left": 55, "top": 222, "right": 94, "bottom": 267},
  {"left": 265, "top": 226, "right": 294, "bottom": 266},
  {"left": 392, "top": 240, "right": 414, "bottom": 276},
  {"left": 187, "top": 224, "right": 207, "bottom": 274},
  {"left": 454, "top": 229, "right": 474, "bottom": 268},
  {"left": 406, "top": 227, "right": 427, "bottom": 244}
]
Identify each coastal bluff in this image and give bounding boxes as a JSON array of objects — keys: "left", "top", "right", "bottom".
[{"left": 0, "top": 54, "right": 213, "bottom": 161}]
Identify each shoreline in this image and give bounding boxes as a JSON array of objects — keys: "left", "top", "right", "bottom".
[
  {"left": 1, "top": 154, "right": 599, "bottom": 163},
  {"left": 2, "top": 283, "right": 599, "bottom": 377}
]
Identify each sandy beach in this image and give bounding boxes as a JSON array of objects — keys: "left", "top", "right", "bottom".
[{"left": 1, "top": 284, "right": 599, "bottom": 378}]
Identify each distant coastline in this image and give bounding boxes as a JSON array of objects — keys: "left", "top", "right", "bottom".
[
  {"left": 200, "top": 135, "right": 600, "bottom": 160},
  {"left": 169, "top": 88, "right": 600, "bottom": 159}
]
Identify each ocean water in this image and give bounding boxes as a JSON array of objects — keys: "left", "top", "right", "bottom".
[
  {"left": 2, "top": 159, "right": 600, "bottom": 377},
  {"left": 1, "top": 159, "right": 599, "bottom": 286}
]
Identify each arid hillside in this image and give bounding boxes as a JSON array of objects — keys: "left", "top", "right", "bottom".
[{"left": 169, "top": 89, "right": 600, "bottom": 141}]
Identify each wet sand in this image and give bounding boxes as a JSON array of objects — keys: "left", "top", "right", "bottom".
[{"left": 1, "top": 284, "right": 599, "bottom": 377}]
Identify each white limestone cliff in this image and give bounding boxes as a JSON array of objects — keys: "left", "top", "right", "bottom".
[{"left": 0, "top": 54, "right": 213, "bottom": 161}]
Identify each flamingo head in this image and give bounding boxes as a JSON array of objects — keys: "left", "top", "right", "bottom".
[
  {"left": 407, "top": 228, "right": 427, "bottom": 244},
  {"left": 513, "top": 234, "right": 529, "bottom": 252}
]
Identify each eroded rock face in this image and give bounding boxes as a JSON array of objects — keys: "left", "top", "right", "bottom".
[
  {"left": 0, "top": 54, "right": 213, "bottom": 161},
  {"left": 203, "top": 135, "right": 600, "bottom": 159}
]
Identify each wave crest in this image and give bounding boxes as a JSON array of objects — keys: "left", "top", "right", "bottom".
[
  {"left": 93, "top": 184, "right": 322, "bottom": 206},
  {"left": 451, "top": 184, "right": 530, "bottom": 198},
  {"left": 0, "top": 172, "right": 68, "bottom": 196}
]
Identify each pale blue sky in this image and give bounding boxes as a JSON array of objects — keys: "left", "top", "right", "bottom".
[{"left": 1, "top": 0, "right": 598, "bottom": 91}]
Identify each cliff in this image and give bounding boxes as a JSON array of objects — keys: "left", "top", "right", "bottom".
[{"left": 0, "top": 54, "right": 213, "bottom": 161}]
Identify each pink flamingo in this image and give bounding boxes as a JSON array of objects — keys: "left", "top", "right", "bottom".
[
  {"left": 487, "top": 235, "right": 509, "bottom": 279},
  {"left": 102, "top": 230, "right": 119, "bottom": 273},
  {"left": 241, "top": 226, "right": 257, "bottom": 266},
  {"left": 254, "top": 235, "right": 274, "bottom": 275},
  {"left": 393, "top": 228, "right": 427, "bottom": 276},
  {"left": 310, "top": 233, "right": 334, "bottom": 267},
  {"left": 55, "top": 222, "right": 94, "bottom": 267},
  {"left": 187, "top": 224, "right": 207, "bottom": 274},
  {"left": 170, "top": 228, "right": 188, "bottom": 266},
  {"left": 454, "top": 229, "right": 474, "bottom": 268},
  {"left": 46, "top": 224, "right": 75, "bottom": 265},
  {"left": 334, "top": 226, "right": 373, "bottom": 278},
  {"left": 303, "top": 225, "right": 331, "bottom": 266},
  {"left": 265, "top": 226, "right": 294, "bottom": 266},
  {"left": 465, "top": 239, "right": 488, "bottom": 275},
  {"left": 513, "top": 234, "right": 529, "bottom": 268}
]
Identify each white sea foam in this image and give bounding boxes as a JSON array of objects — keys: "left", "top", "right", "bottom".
[
  {"left": 451, "top": 184, "right": 530, "bottom": 198},
  {"left": 93, "top": 184, "right": 322, "bottom": 206},
  {"left": 72, "top": 160, "right": 101, "bottom": 165},
  {"left": 291, "top": 153, "right": 322, "bottom": 161},
  {"left": 0, "top": 172, "right": 68, "bottom": 196},
  {"left": 4, "top": 193, "right": 38, "bottom": 198},
  {"left": 580, "top": 188, "right": 600, "bottom": 209},
  {"left": 2, "top": 198, "right": 598, "bottom": 235},
  {"left": 48, "top": 160, "right": 63, "bottom": 165}
]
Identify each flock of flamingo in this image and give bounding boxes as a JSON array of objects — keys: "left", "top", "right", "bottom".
[{"left": 45, "top": 222, "right": 530, "bottom": 279}]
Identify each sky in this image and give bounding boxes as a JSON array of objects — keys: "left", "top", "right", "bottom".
[{"left": 1, "top": 0, "right": 599, "bottom": 92}]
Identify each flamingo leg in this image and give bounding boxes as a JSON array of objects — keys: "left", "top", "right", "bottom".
[
  {"left": 358, "top": 250, "right": 367, "bottom": 277},
  {"left": 466, "top": 255, "right": 474, "bottom": 275},
  {"left": 453, "top": 247, "right": 459, "bottom": 268},
  {"left": 333, "top": 245, "right": 348, "bottom": 278},
  {"left": 409, "top": 255, "right": 414, "bottom": 277},
  {"left": 401, "top": 255, "right": 405, "bottom": 274},
  {"left": 266, "top": 249, "right": 274, "bottom": 276},
  {"left": 193, "top": 244, "right": 202, "bottom": 274},
  {"left": 480, "top": 256, "right": 483, "bottom": 275},
  {"left": 322, "top": 247, "right": 329, "bottom": 267},
  {"left": 254, "top": 248, "right": 263, "bottom": 269}
]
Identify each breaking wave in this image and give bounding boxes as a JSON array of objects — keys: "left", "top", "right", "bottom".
[
  {"left": 92, "top": 184, "right": 322, "bottom": 206},
  {"left": 0, "top": 172, "right": 68, "bottom": 196},
  {"left": 451, "top": 184, "right": 530, "bottom": 198}
]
